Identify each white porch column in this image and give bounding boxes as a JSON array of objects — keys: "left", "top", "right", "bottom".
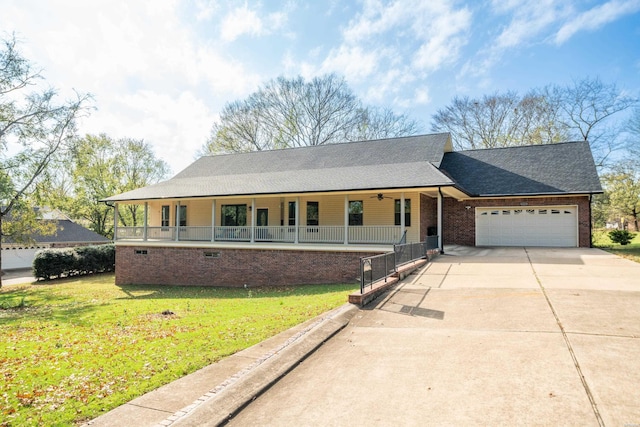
[
  {"left": 400, "top": 192, "right": 405, "bottom": 242},
  {"left": 113, "top": 203, "right": 119, "bottom": 240},
  {"left": 294, "top": 197, "right": 300, "bottom": 244},
  {"left": 344, "top": 195, "right": 349, "bottom": 245},
  {"left": 175, "top": 202, "right": 180, "bottom": 242},
  {"left": 250, "top": 198, "right": 256, "bottom": 243},
  {"left": 437, "top": 188, "right": 444, "bottom": 253},
  {"left": 211, "top": 199, "right": 216, "bottom": 242},
  {"left": 143, "top": 202, "right": 148, "bottom": 241}
]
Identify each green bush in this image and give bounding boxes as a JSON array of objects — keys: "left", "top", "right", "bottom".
[
  {"left": 608, "top": 229, "right": 636, "bottom": 245},
  {"left": 33, "top": 244, "right": 115, "bottom": 280}
]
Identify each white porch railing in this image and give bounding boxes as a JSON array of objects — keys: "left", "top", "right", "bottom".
[{"left": 116, "top": 225, "right": 403, "bottom": 244}]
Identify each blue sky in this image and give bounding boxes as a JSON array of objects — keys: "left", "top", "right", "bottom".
[{"left": 2, "top": 0, "right": 639, "bottom": 174}]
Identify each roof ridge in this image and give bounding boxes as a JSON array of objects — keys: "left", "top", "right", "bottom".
[
  {"left": 200, "top": 133, "right": 450, "bottom": 159},
  {"left": 455, "top": 140, "right": 588, "bottom": 154}
]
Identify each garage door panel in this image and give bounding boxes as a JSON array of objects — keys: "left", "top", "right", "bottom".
[{"left": 476, "top": 206, "right": 577, "bottom": 247}]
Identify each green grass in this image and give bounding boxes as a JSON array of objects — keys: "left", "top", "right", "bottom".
[
  {"left": 593, "top": 228, "right": 640, "bottom": 263},
  {"left": 0, "top": 274, "right": 357, "bottom": 426}
]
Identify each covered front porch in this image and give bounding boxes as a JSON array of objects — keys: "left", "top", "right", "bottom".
[
  {"left": 112, "top": 189, "right": 451, "bottom": 248},
  {"left": 116, "top": 224, "right": 406, "bottom": 245}
]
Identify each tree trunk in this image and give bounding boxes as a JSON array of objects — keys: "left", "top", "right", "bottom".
[{"left": 0, "top": 214, "right": 4, "bottom": 288}]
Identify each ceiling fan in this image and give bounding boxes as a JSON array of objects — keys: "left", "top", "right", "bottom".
[{"left": 371, "top": 193, "right": 393, "bottom": 201}]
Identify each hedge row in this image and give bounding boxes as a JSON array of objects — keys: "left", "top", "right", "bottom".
[{"left": 33, "top": 244, "right": 115, "bottom": 280}]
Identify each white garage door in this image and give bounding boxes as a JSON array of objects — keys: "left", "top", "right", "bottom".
[
  {"left": 2, "top": 248, "right": 42, "bottom": 270},
  {"left": 476, "top": 206, "right": 578, "bottom": 247}
]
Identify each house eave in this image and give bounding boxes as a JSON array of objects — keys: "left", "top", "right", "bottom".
[
  {"left": 103, "top": 183, "right": 457, "bottom": 203},
  {"left": 456, "top": 190, "right": 603, "bottom": 200}
]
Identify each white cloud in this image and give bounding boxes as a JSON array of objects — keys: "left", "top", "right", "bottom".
[
  {"left": 555, "top": 0, "right": 640, "bottom": 44},
  {"left": 194, "top": 0, "right": 219, "bottom": 22},
  {"left": 492, "top": 0, "right": 566, "bottom": 50},
  {"left": 85, "top": 90, "right": 213, "bottom": 174},
  {"left": 220, "top": 5, "right": 264, "bottom": 42},
  {"left": 318, "top": 45, "right": 382, "bottom": 80},
  {"left": 0, "top": 0, "right": 268, "bottom": 174},
  {"left": 302, "top": 0, "right": 471, "bottom": 109},
  {"left": 460, "top": 0, "right": 570, "bottom": 80},
  {"left": 220, "top": 4, "right": 289, "bottom": 42},
  {"left": 411, "top": 5, "right": 471, "bottom": 71}
]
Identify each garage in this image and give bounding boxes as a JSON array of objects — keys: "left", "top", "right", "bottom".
[{"left": 476, "top": 206, "right": 578, "bottom": 247}]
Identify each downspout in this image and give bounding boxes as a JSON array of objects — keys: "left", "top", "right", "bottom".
[
  {"left": 114, "top": 202, "right": 119, "bottom": 242},
  {"left": 438, "top": 187, "right": 444, "bottom": 254},
  {"left": 589, "top": 194, "right": 593, "bottom": 248}
]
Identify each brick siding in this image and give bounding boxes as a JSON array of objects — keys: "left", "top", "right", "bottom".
[
  {"left": 420, "top": 194, "right": 437, "bottom": 241},
  {"left": 442, "top": 196, "right": 592, "bottom": 247},
  {"left": 115, "top": 246, "right": 379, "bottom": 287}
]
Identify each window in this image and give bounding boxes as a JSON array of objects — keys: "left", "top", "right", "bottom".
[
  {"left": 175, "top": 205, "right": 187, "bottom": 226},
  {"left": 288, "top": 201, "right": 296, "bottom": 226},
  {"left": 221, "top": 204, "right": 247, "bottom": 226},
  {"left": 349, "top": 201, "right": 363, "bottom": 226},
  {"left": 307, "top": 202, "right": 319, "bottom": 226},
  {"left": 394, "top": 199, "right": 411, "bottom": 226},
  {"left": 161, "top": 205, "right": 170, "bottom": 227}
]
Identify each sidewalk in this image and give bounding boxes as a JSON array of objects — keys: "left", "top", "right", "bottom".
[{"left": 1, "top": 268, "right": 35, "bottom": 286}]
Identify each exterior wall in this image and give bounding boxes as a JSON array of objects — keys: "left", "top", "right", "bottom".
[
  {"left": 115, "top": 245, "right": 378, "bottom": 287},
  {"left": 420, "top": 194, "right": 438, "bottom": 242},
  {"left": 443, "top": 196, "right": 592, "bottom": 247},
  {"left": 141, "top": 193, "right": 421, "bottom": 241}
]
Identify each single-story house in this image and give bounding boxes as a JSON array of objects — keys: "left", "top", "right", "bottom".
[
  {"left": 104, "top": 133, "right": 602, "bottom": 287},
  {"left": 1, "top": 208, "right": 111, "bottom": 270}
]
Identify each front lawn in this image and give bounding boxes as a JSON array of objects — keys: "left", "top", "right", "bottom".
[
  {"left": 593, "top": 228, "right": 640, "bottom": 263},
  {"left": 0, "top": 274, "right": 357, "bottom": 426}
]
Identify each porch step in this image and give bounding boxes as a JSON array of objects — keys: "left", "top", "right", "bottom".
[{"left": 348, "top": 258, "right": 429, "bottom": 307}]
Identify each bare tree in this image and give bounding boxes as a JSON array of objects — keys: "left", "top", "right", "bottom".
[
  {"left": 432, "top": 91, "right": 569, "bottom": 150},
  {"left": 547, "top": 77, "right": 637, "bottom": 166},
  {"left": 431, "top": 77, "right": 637, "bottom": 164},
  {"left": 353, "top": 107, "right": 422, "bottom": 141},
  {"left": 201, "top": 74, "right": 422, "bottom": 155},
  {"left": 0, "top": 34, "right": 92, "bottom": 286}
]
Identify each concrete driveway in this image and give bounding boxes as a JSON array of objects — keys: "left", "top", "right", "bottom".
[{"left": 218, "top": 246, "right": 640, "bottom": 426}]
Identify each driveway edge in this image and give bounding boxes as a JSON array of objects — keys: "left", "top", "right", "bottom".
[{"left": 170, "top": 303, "right": 359, "bottom": 427}]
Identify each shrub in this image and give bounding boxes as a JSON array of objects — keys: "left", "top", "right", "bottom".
[
  {"left": 33, "top": 244, "right": 115, "bottom": 280},
  {"left": 608, "top": 229, "right": 636, "bottom": 245}
]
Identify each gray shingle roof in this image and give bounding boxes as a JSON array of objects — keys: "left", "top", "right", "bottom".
[
  {"left": 3, "top": 220, "right": 111, "bottom": 244},
  {"left": 105, "top": 134, "right": 454, "bottom": 201},
  {"left": 104, "top": 134, "right": 602, "bottom": 202},
  {"left": 439, "top": 141, "right": 603, "bottom": 196}
]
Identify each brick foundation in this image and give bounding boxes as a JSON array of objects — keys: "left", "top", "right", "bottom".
[
  {"left": 115, "top": 246, "right": 379, "bottom": 287},
  {"left": 443, "top": 196, "right": 592, "bottom": 247}
]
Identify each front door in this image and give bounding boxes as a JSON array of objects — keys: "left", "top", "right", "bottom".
[
  {"left": 256, "top": 208, "right": 269, "bottom": 240},
  {"left": 257, "top": 208, "right": 268, "bottom": 226}
]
